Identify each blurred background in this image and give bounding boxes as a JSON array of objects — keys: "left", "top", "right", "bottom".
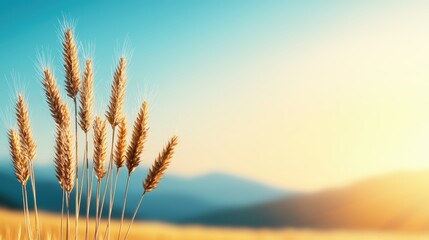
[{"left": 2, "top": 0, "right": 429, "bottom": 239}]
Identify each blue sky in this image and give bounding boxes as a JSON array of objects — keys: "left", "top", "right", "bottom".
[{"left": 2, "top": 1, "right": 429, "bottom": 191}]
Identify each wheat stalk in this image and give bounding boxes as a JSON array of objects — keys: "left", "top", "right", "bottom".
[
  {"left": 53, "top": 120, "right": 66, "bottom": 240},
  {"left": 118, "top": 102, "right": 148, "bottom": 239},
  {"left": 78, "top": 59, "right": 94, "bottom": 240},
  {"left": 62, "top": 27, "right": 81, "bottom": 240},
  {"left": 8, "top": 129, "right": 31, "bottom": 240},
  {"left": 100, "top": 57, "right": 127, "bottom": 240},
  {"left": 62, "top": 27, "right": 81, "bottom": 230},
  {"left": 15, "top": 94, "right": 40, "bottom": 240},
  {"left": 104, "top": 117, "right": 127, "bottom": 239},
  {"left": 123, "top": 136, "right": 178, "bottom": 240},
  {"left": 52, "top": 103, "right": 74, "bottom": 240},
  {"left": 93, "top": 116, "right": 107, "bottom": 239}
]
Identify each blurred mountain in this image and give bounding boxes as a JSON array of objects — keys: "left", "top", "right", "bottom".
[
  {"left": 189, "top": 170, "right": 429, "bottom": 232},
  {"left": 0, "top": 160, "right": 291, "bottom": 222}
]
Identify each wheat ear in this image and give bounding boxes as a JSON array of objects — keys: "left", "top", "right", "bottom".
[
  {"left": 9, "top": 129, "right": 29, "bottom": 186},
  {"left": 63, "top": 28, "right": 80, "bottom": 99},
  {"left": 43, "top": 68, "right": 67, "bottom": 126},
  {"left": 93, "top": 116, "right": 107, "bottom": 239},
  {"left": 124, "top": 136, "right": 178, "bottom": 240},
  {"left": 118, "top": 102, "right": 148, "bottom": 239},
  {"left": 79, "top": 59, "right": 93, "bottom": 133},
  {"left": 114, "top": 117, "right": 127, "bottom": 170},
  {"left": 15, "top": 94, "right": 40, "bottom": 240},
  {"left": 125, "top": 102, "right": 148, "bottom": 174},
  {"left": 105, "top": 57, "right": 126, "bottom": 127},
  {"left": 93, "top": 116, "right": 107, "bottom": 181},
  {"left": 143, "top": 136, "right": 178, "bottom": 192}
]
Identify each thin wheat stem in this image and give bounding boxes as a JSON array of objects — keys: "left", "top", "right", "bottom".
[
  {"left": 28, "top": 161, "right": 40, "bottom": 240},
  {"left": 103, "top": 170, "right": 119, "bottom": 240},
  {"left": 66, "top": 192, "right": 70, "bottom": 240},
  {"left": 84, "top": 133, "right": 91, "bottom": 240},
  {"left": 61, "top": 189, "right": 64, "bottom": 240},
  {"left": 86, "top": 169, "right": 94, "bottom": 240},
  {"left": 105, "top": 127, "right": 116, "bottom": 240},
  {"left": 94, "top": 180, "right": 101, "bottom": 240},
  {"left": 24, "top": 185, "right": 33, "bottom": 240},
  {"left": 22, "top": 185, "right": 31, "bottom": 240},
  {"left": 97, "top": 127, "right": 115, "bottom": 224},
  {"left": 74, "top": 99, "right": 79, "bottom": 240},
  {"left": 117, "top": 174, "right": 130, "bottom": 240},
  {"left": 123, "top": 192, "right": 145, "bottom": 240},
  {"left": 78, "top": 140, "right": 86, "bottom": 209}
]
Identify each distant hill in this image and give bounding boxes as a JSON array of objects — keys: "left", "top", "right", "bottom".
[
  {"left": 189, "top": 170, "right": 429, "bottom": 232},
  {"left": 0, "top": 161, "right": 291, "bottom": 222}
]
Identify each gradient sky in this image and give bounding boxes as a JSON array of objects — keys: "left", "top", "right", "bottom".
[{"left": 2, "top": 1, "right": 429, "bottom": 191}]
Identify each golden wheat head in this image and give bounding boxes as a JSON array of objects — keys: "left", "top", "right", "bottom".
[
  {"left": 54, "top": 127, "right": 65, "bottom": 187},
  {"left": 106, "top": 57, "right": 126, "bottom": 127},
  {"left": 79, "top": 59, "right": 94, "bottom": 133},
  {"left": 43, "top": 67, "right": 69, "bottom": 127},
  {"left": 144, "top": 136, "right": 178, "bottom": 193},
  {"left": 126, "top": 101, "right": 148, "bottom": 174},
  {"left": 93, "top": 116, "right": 107, "bottom": 180},
  {"left": 63, "top": 28, "right": 80, "bottom": 99},
  {"left": 16, "top": 94, "right": 36, "bottom": 161},
  {"left": 114, "top": 117, "right": 127, "bottom": 170},
  {"left": 8, "top": 129, "right": 29, "bottom": 185},
  {"left": 54, "top": 103, "right": 74, "bottom": 193}
]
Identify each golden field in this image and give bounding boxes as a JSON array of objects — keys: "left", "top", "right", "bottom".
[{"left": 0, "top": 208, "right": 428, "bottom": 240}]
